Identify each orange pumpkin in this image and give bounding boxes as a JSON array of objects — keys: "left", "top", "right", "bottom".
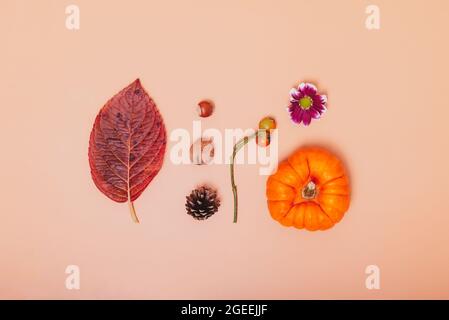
[{"left": 266, "top": 146, "right": 350, "bottom": 231}]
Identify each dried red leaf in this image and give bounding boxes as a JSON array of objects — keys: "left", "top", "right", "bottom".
[{"left": 88, "top": 79, "right": 166, "bottom": 223}]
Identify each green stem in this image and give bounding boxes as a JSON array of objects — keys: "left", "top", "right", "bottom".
[{"left": 230, "top": 132, "right": 258, "bottom": 223}]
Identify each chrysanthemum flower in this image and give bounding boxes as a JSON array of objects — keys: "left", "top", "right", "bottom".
[{"left": 288, "top": 82, "right": 327, "bottom": 126}]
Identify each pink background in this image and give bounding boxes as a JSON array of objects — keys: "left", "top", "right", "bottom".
[{"left": 1, "top": 0, "right": 449, "bottom": 299}]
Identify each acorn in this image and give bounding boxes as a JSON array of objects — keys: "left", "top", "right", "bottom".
[
  {"left": 258, "top": 117, "right": 276, "bottom": 131},
  {"left": 256, "top": 130, "right": 271, "bottom": 147},
  {"left": 256, "top": 116, "right": 276, "bottom": 147}
]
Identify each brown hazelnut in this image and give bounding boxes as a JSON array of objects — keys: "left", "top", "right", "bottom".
[
  {"left": 189, "top": 137, "right": 215, "bottom": 165},
  {"left": 197, "top": 100, "right": 214, "bottom": 118}
]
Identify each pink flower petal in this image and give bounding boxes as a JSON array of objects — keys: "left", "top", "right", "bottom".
[
  {"left": 288, "top": 104, "right": 304, "bottom": 124},
  {"left": 298, "top": 82, "right": 318, "bottom": 96},
  {"left": 302, "top": 111, "right": 312, "bottom": 126},
  {"left": 310, "top": 107, "right": 322, "bottom": 119},
  {"left": 288, "top": 83, "right": 327, "bottom": 126},
  {"left": 320, "top": 94, "right": 328, "bottom": 104},
  {"left": 289, "top": 88, "right": 302, "bottom": 102},
  {"left": 312, "top": 95, "right": 326, "bottom": 111}
]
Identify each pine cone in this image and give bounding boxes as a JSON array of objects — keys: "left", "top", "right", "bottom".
[{"left": 185, "top": 186, "right": 220, "bottom": 220}]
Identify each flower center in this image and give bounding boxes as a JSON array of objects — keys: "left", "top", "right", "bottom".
[
  {"left": 302, "top": 181, "right": 318, "bottom": 200},
  {"left": 299, "top": 96, "right": 313, "bottom": 110}
]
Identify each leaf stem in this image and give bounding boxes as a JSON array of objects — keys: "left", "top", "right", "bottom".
[
  {"left": 128, "top": 200, "right": 140, "bottom": 223},
  {"left": 230, "top": 132, "right": 258, "bottom": 223}
]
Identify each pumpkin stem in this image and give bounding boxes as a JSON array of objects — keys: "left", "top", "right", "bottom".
[
  {"left": 230, "top": 132, "right": 259, "bottom": 223},
  {"left": 302, "top": 181, "right": 318, "bottom": 200}
]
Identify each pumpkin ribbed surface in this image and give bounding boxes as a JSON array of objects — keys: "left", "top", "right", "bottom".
[{"left": 266, "top": 147, "right": 350, "bottom": 231}]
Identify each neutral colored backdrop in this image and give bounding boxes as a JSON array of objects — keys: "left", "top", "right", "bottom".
[{"left": 1, "top": 0, "right": 448, "bottom": 299}]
